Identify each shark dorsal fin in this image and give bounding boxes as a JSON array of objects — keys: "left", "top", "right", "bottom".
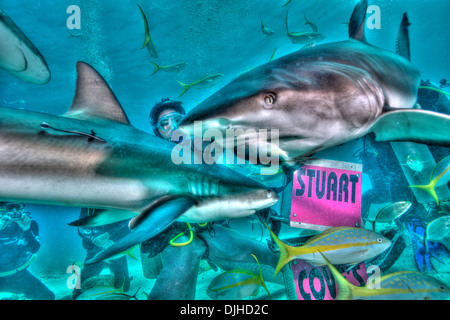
[
  {"left": 348, "top": 0, "right": 368, "bottom": 42},
  {"left": 396, "top": 13, "right": 411, "bottom": 61},
  {"left": 64, "top": 61, "right": 131, "bottom": 124}
]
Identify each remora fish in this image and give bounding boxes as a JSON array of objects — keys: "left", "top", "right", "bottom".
[
  {"left": 149, "top": 61, "right": 186, "bottom": 75},
  {"left": 0, "top": 62, "right": 278, "bottom": 263},
  {"left": 180, "top": 0, "right": 450, "bottom": 169},
  {"left": 207, "top": 254, "right": 270, "bottom": 300},
  {"left": 0, "top": 8, "right": 50, "bottom": 84},
  {"left": 286, "top": 10, "right": 325, "bottom": 45},
  {"left": 320, "top": 251, "right": 450, "bottom": 300},
  {"left": 177, "top": 73, "right": 224, "bottom": 98},
  {"left": 265, "top": 224, "right": 391, "bottom": 276},
  {"left": 137, "top": 4, "right": 158, "bottom": 58},
  {"left": 410, "top": 156, "right": 450, "bottom": 206}
]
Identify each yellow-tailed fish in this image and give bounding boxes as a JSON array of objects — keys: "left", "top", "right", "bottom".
[
  {"left": 206, "top": 254, "right": 270, "bottom": 300},
  {"left": 105, "top": 244, "right": 139, "bottom": 263},
  {"left": 259, "top": 15, "right": 274, "bottom": 36},
  {"left": 177, "top": 73, "right": 224, "bottom": 98},
  {"left": 286, "top": 10, "right": 325, "bottom": 45},
  {"left": 77, "top": 282, "right": 125, "bottom": 300},
  {"left": 265, "top": 223, "right": 391, "bottom": 276},
  {"left": 319, "top": 251, "right": 450, "bottom": 300},
  {"left": 372, "top": 201, "right": 412, "bottom": 230},
  {"left": 96, "top": 288, "right": 140, "bottom": 300},
  {"left": 137, "top": 4, "right": 158, "bottom": 58},
  {"left": 149, "top": 61, "right": 186, "bottom": 75},
  {"left": 410, "top": 155, "right": 450, "bottom": 206},
  {"left": 426, "top": 215, "right": 450, "bottom": 243},
  {"left": 304, "top": 13, "right": 318, "bottom": 33}
]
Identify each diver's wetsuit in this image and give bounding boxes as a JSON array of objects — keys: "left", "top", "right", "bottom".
[
  {"left": 72, "top": 208, "right": 131, "bottom": 299},
  {"left": 0, "top": 219, "right": 55, "bottom": 300},
  {"left": 357, "top": 134, "right": 411, "bottom": 219}
]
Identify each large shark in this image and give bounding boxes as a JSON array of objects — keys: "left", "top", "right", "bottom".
[
  {"left": 0, "top": 62, "right": 278, "bottom": 260},
  {"left": 179, "top": 0, "right": 450, "bottom": 168},
  {"left": 0, "top": 8, "right": 50, "bottom": 84}
]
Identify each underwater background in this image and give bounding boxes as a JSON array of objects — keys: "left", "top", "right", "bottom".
[{"left": 0, "top": 0, "right": 449, "bottom": 300}]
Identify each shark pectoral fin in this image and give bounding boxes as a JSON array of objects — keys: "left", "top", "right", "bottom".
[
  {"left": 68, "top": 209, "right": 137, "bottom": 227},
  {"left": 128, "top": 195, "right": 189, "bottom": 230},
  {"left": 370, "top": 109, "right": 450, "bottom": 147},
  {"left": 85, "top": 197, "right": 197, "bottom": 265}
]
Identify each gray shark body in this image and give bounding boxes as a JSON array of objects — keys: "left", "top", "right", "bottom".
[
  {"left": 180, "top": 1, "right": 450, "bottom": 166},
  {"left": 0, "top": 62, "right": 278, "bottom": 247},
  {"left": 0, "top": 8, "right": 50, "bottom": 84}
]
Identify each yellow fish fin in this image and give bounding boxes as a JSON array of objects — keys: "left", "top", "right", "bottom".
[
  {"left": 137, "top": 4, "right": 150, "bottom": 49},
  {"left": 318, "top": 251, "right": 356, "bottom": 300},
  {"left": 251, "top": 254, "right": 271, "bottom": 299},
  {"left": 409, "top": 181, "right": 439, "bottom": 206},
  {"left": 263, "top": 222, "right": 298, "bottom": 277}
]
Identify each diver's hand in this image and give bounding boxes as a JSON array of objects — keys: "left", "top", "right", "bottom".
[
  {"left": 16, "top": 213, "right": 31, "bottom": 231},
  {"left": 93, "top": 232, "right": 110, "bottom": 247}
]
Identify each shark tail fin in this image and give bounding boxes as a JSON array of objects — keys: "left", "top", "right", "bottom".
[
  {"left": 318, "top": 251, "right": 357, "bottom": 300},
  {"left": 177, "top": 81, "right": 191, "bottom": 98},
  {"left": 263, "top": 222, "right": 295, "bottom": 277},
  {"left": 396, "top": 13, "right": 411, "bottom": 61},
  {"left": 348, "top": 0, "right": 368, "bottom": 42},
  {"left": 149, "top": 61, "right": 161, "bottom": 75}
]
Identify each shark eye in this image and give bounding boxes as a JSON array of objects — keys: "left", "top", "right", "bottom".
[{"left": 263, "top": 93, "right": 276, "bottom": 109}]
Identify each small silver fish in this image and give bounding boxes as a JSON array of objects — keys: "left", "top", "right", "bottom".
[
  {"left": 260, "top": 15, "right": 274, "bottom": 36},
  {"left": 286, "top": 10, "right": 325, "bottom": 45},
  {"left": 403, "top": 153, "right": 426, "bottom": 174},
  {"left": 149, "top": 61, "right": 186, "bottom": 75},
  {"left": 177, "top": 73, "right": 224, "bottom": 97}
]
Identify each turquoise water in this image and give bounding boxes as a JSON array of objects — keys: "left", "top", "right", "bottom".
[{"left": 0, "top": 0, "right": 449, "bottom": 301}]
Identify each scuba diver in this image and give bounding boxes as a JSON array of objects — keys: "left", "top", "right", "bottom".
[
  {"left": 72, "top": 208, "right": 132, "bottom": 299},
  {"left": 140, "top": 98, "right": 283, "bottom": 299},
  {"left": 0, "top": 202, "right": 55, "bottom": 300}
]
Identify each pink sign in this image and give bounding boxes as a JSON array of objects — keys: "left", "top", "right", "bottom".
[
  {"left": 290, "top": 159, "right": 362, "bottom": 231},
  {"left": 288, "top": 158, "right": 366, "bottom": 300},
  {"left": 291, "top": 260, "right": 368, "bottom": 300}
]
